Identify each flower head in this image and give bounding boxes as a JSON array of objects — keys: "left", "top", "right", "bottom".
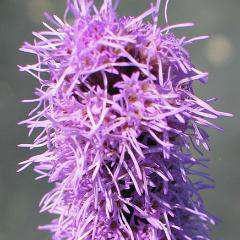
[{"left": 19, "top": 1, "right": 231, "bottom": 239}]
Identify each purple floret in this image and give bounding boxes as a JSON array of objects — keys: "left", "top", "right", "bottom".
[{"left": 18, "top": 1, "right": 232, "bottom": 239}]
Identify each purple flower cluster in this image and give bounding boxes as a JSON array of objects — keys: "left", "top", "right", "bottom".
[{"left": 19, "top": 1, "right": 231, "bottom": 239}]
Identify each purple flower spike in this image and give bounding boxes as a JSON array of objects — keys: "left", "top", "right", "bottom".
[{"left": 19, "top": 1, "right": 232, "bottom": 239}]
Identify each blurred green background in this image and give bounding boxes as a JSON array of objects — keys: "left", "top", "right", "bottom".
[{"left": 0, "top": 0, "right": 239, "bottom": 239}]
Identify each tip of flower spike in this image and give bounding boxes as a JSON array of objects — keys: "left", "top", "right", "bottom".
[
  {"left": 161, "top": 22, "right": 195, "bottom": 32},
  {"left": 18, "top": 143, "right": 35, "bottom": 149},
  {"left": 184, "top": 35, "right": 209, "bottom": 45},
  {"left": 221, "top": 112, "right": 234, "bottom": 117},
  {"left": 43, "top": 12, "right": 59, "bottom": 26},
  {"left": 17, "top": 163, "right": 32, "bottom": 173},
  {"left": 17, "top": 65, "right": 23, "bottom": 71}
]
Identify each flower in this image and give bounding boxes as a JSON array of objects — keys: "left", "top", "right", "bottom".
[{"left": 18, "top": 0, "right": 232, "bottom": 239}]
